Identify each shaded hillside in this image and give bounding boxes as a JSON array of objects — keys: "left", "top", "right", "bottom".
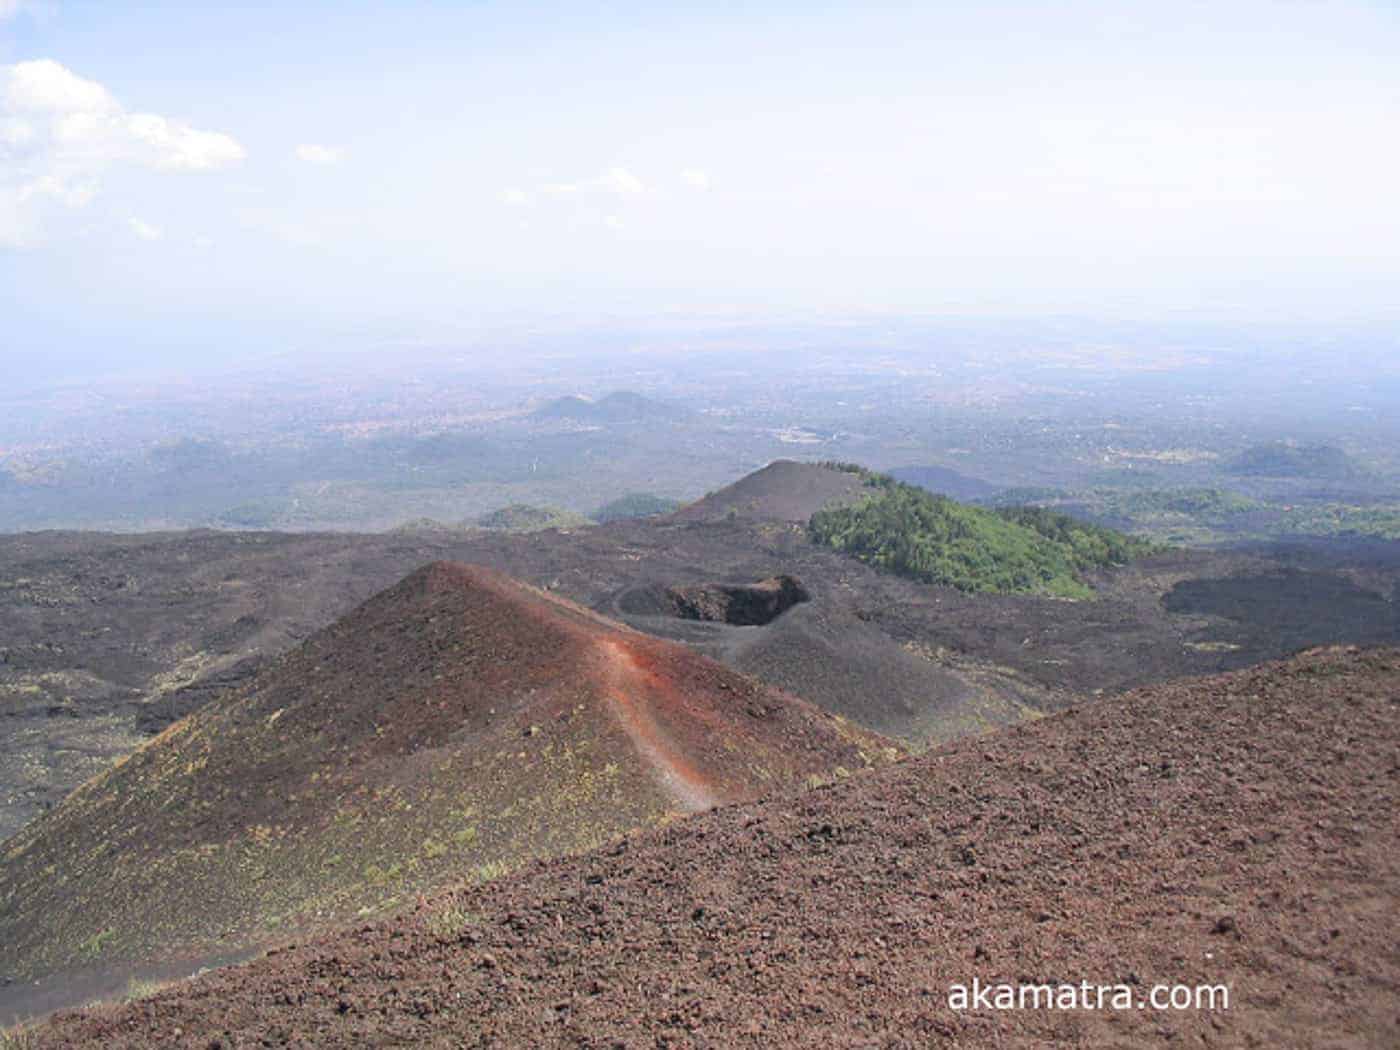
[
  {"left": 673, "top": 460, "right": 869, "bottom": 523},
  {"left": 0, "top": 563, "right": 891, "bottom": 989},
  {"left": 1164, "top": 568, "right": 1399, "bottom": 650},
  {"left": 720, "top": 601, "right": 1053, "bottom": 743},
  {"left": 22, "top": 646, "right": 1400, "bottom": 1047},
  {"left": 613, "top": 567, "right": 1071, "bottom": 744}
]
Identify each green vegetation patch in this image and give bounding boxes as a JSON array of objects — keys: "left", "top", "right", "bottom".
[
  {"left": 809, "top": 476, "right": 1151, "bottom": 597},
  {"left": 814, "top": 460, "right": 877, "bottom": 477},
  {"left": 1104, "top": 488, "right": 1261, "bottom": 518},
  {"left": 476, "top": 504, "right": 591, "bottom": 532},
  {"left": 592, "top": 493, "right": 681, "bottom": 523},
  {"left": 1277, "top": 503, "right": 1400, "bottom": 540},
  {"left": 988, "top": 485, "right": 1400, "bottom": 545}
]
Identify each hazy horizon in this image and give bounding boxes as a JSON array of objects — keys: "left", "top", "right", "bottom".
[{"left": 3, "top": 0, "right": 1399, "bottom": 384}]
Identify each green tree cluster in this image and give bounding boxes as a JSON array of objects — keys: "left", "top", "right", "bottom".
[
  {"left": 808, "top": 479, "right": 1150, "bottom": 597},
  {"left": 592, "top": 493, "right": 681, "bottom": 523}
]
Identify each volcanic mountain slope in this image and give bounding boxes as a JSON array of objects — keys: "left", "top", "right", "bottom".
[
  {"left": 672, "top": 459, "right": 870, "bottom": 523},
  {"left": 5, "top": 464, "right": 1400, "bottom": 844},
  {"left": 617, "top": 584, "right": 1045, "bottom": 743},
  {"left": 0, "top": 562, "right": 892, "bottom": 997},
  {"left": 19, "top": 645, "right": 1398, "bottom": 1048}
]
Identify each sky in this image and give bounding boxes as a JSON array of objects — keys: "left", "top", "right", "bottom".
[{"left": 2, "top": 0, "right": 1398, "bottom": 380}]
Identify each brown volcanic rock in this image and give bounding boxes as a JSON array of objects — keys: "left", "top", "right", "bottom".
[
  {"left": 0, "top": 562, "right": 890, "bottom": 992},
  {"left": 18, "top": 645, "right": 1400, "bottom": 1048}
]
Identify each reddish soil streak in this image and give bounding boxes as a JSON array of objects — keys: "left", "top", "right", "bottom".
[{"left": 598, "top": 639, "right": 721, "bottom": 812}]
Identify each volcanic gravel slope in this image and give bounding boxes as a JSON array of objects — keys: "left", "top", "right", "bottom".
[
  {"left": 671, "top": 460, "right": 869, "bottom": 523},
  {"left": 6, "top": 467, "right": 1400, "bottom": 844},
  {"left": 0, "top": 562, "right": 891, "bottom": 995},
  {"left": 21, "top": 645, "right": 1399, "bottom": 1048}
]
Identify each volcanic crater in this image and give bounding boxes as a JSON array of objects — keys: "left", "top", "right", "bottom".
[{"left": 619, "top": 575, "right": 811, "bottom": 626}]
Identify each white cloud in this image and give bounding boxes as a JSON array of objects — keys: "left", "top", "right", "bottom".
[
  {"left": 680, "top": 168, "right": 710, "bottom": 191},
  {"left": 499, "top": 187, "right": 530, "bottom": 206},
  {"left": 128, "top": 216, "right": 162, "bottom": 241},
  {"left": 128, "top": 113, "right": 245, "bottom": 171},
  {"left": 6, "top": 60, "right": 115, "bottom": 113},
  {"left": 1, "top": 60, "right": 245, "bottom": 246},
  {"left": 598, "top": 166, "right": 644, "bottom": 196},
  {"left": 529, "top": 167, "right": 646, "bottom": 208},
  {"left": 294, "top": 143, "right": 343, "bottom": 165}
]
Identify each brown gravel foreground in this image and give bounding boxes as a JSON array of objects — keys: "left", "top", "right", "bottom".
[{"left": 26, "top": 646, "right": 1400, "bottom": 1049}]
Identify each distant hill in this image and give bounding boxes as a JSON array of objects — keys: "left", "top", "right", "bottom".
[
  {"left": 592, "top": 493, "right": 681, "bottom": 523},
  {"left": 386, "top": 517, "right": 474, "bottom": 535},
  {"left": 476, "top": 504, "right": 591, "bottom": 531},
  {"left": 26, "top": 647, "right": 1400, "bottom": 1048},
  {"left": 0, "top": 562, "right": 892, "bottom": 987},
  {"left": 809, "top": 476, "right": 1151, "bottom": 597},
  {"left": 674, "top": 460, "right": 870, "bottom": 523},
  {"left": 1226, "top": 441, "right": 1363, "bottom": 479},
  {"left": 147, "top": 437, "right": 233, "bottom": 473},
  {"left": 532, "top": 390, "right": 690, "bottom": 424},
  {"left": 888, "top": 464, "right": 999, "bottom": 501}
]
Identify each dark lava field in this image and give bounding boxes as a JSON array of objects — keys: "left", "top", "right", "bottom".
[{"left": 4, "top": 463, "right": 1398, "bottom": 844}]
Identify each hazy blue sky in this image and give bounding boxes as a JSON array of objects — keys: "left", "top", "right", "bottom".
[{"left": 2, "top": 1, "right": 1398, "bottom": 377}]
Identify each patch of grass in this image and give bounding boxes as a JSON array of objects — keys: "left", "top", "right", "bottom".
[
  {"left": 474, "top": 859, "right": 510, "bottom": 883},
  {"left": 124, "top": 976, "right": 169, "bottom": 1001},
  {"left": 78, "top": 927, "right": 114, "bottom": 960},
  {"left": 362, "top": 861, "right": 402, "bottom": 886},
  {"left": 424, "top": 902, "right": 482, "bottom": 938},
  {"left": 0, "top": 1022, "right": 38, "bottom": 1050}
]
